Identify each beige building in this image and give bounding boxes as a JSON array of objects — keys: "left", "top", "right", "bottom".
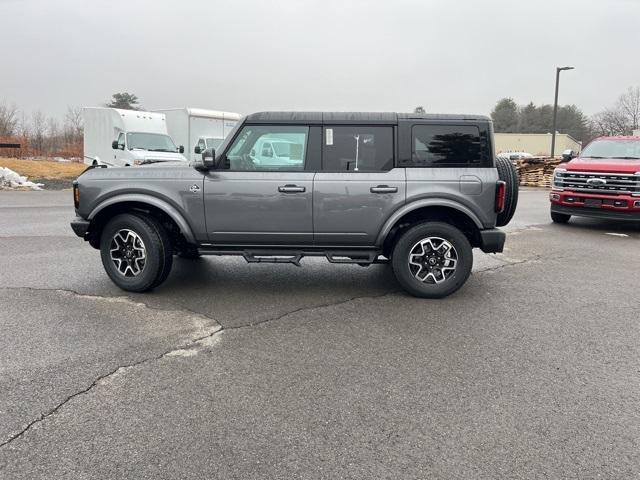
[{"left": 494, "top": 133, "right": 582, "bottom": 157}]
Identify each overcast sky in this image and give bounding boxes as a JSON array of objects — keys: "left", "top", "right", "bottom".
[{"left": 1, "top": 0, "right": 638, "bottom": 120}]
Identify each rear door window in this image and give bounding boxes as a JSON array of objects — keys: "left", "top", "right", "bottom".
[
  {"left": 405, "top": 124, "right": 484, "bottom": 167},
  {"left": 322, "top": 126, "right": 394, "bottom": 172}
]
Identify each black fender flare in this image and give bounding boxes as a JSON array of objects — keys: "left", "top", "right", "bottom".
[
  {"left": 375, "top": 199, "right": 484, "bottom": 247},
  {"left": 88, "top": 194, "right": 197, "bottom": 244}
]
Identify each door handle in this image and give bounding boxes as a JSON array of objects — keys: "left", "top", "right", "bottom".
[
  {"left": 278, "top": 184, "right": 306, "bottom": 193},
  {"left": 370, "top": 185, "right": 398, "bottom": 194}
]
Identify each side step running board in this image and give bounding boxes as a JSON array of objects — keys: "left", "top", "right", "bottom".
[
  {"left": 242, "top": 252, "right": 303, "bottom": 267},
  {"left": 325, "top": 251, "right": 380, "bottom": 264},
  {"left": 198, "top": 247, "right": 387, "bottom": 266}
]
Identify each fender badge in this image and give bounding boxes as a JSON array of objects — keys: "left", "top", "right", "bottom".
[{"left": 189, "top": 184, "right": 201, "bottom": 193}]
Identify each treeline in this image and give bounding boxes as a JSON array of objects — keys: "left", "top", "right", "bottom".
[
  {"left": 491, "top": 86, "right": 640, "bottom": 144},
  {"left": 0, "top": 94, "right": 141, "bottom": 159},
  {"left": 0, "top": 104, "right": 84, "bottom": 158}
]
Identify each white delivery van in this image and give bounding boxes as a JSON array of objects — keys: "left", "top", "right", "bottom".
[
  {"left": 154, "top": 108, "right": 241, "bottom": 162},
  {"left": 83, "top": 108, "right": 188, "bottom": 167}
]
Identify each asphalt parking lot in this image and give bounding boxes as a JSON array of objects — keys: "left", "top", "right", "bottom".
[{"left": 0, "top": 188, "right": 638, "bottom": 479}]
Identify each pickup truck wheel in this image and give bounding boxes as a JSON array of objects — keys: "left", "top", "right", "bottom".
[
  {"left": 392, "top": 222, "right": 473, "bottom": 298},
  {"left": 495, "top": 156, "right": 519, "bottom": 227},
  {"left": 550, "top": 211, "right": 571, "bottom": 224},
  {"left": 100, "top": 213, "right": 173, "bottom": 292}
]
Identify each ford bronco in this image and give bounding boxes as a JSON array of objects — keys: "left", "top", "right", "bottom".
[{"left": 71, "top": 112, "right": 518, "bottom": 298}]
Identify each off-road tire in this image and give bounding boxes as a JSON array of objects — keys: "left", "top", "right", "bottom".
[
  {"left": 495, "top": 156, "right": 519, "bottom": 227},
  {"left": 392, "top": 222, "right": 473, "bottom": 298},
  {"left": 550, "top": 211, "right": 571, "bottom": 224},
  {"left": 100, "top": 213, "right": 173, "bottom": 292},
  {"left": 145, "top": 216, "right": 174, "bottom": 289}
]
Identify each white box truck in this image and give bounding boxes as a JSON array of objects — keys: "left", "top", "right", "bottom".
[
  {"left": 154, "top": 108, "right": 241, "bottom": 162},
  {"left": 83, "top": 108, "right": 188, "bottom": 167}
]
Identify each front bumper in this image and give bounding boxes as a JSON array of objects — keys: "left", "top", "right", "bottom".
[
  {"left": 70, "top": 216, "right": 90, "bottom": 237},
  {"left": 550, "top": 190, "right": 640, "bottom": 222},
  {"left": 551, "top": 204, "right": 640, "bottom": 222},
  {"left": 479, "top": 228, "right": 506, "bottom": 253}
]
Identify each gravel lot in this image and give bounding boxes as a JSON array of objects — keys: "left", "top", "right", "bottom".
[{"left": 0, "top": 188, "right": 638, "bottom": 479}]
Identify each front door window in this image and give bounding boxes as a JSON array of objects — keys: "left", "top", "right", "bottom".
[{"left": 224, "top": 125, "right": 309, "bottom": 171}]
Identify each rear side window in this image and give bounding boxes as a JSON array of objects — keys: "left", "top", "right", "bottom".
[
  {"left": 405, "top": 124, "right": 484, "bottom": 167},
  {"left": 322, "top": 126, "right": 394, "bottom": 172}
]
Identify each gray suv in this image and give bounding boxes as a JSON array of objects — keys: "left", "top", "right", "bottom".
[{"left": 71, "top": 112, "right": 518, "bottom": 298}]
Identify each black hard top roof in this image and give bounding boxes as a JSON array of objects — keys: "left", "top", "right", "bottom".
[{"left": 244, "top": 111, "right": 491, "bottom": 124}]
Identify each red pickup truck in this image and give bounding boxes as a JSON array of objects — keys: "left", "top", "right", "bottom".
[{"left": 550, "top": 136, "right": 640, "bottom": 223}]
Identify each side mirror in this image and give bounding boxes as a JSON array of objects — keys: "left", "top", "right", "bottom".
[
  {"left": 179, "top": 145, "right": 184, "bottom": 154},
  {"left": 194, "top": 149, "right": 215, "bottom": 170},
  {"left": 203, "top": 149, "right": 215, "bottom": 168},
  {"left": 194, "top": 146, "right": 202, "bottom": 154},
  {"left": 112, "top": 140, "right": 119, "bottom": 150},
  {"left": 561, "top": 149, "right": 576, "bottom": 162}
]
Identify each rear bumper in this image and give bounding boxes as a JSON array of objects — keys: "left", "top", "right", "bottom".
[
  {"left": 479, "top": 228, "right": 506, "bottom": 253},
  {"left": 70, "top": 216, "right": 90, "bottom": 237},
  {"left": 550, "top": 204, "right": 640, "bottom": 222}
]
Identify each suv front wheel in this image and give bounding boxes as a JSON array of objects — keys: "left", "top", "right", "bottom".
[
  {"left": 391, "top": 222, "right": 473, "bottom": 298},
  {"left": 100, "top": 213, "right": 173, "bottom": 292}
]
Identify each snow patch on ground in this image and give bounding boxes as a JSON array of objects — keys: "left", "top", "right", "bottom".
[{"left": 0, "top": 167, "right": 44, "bottom": 190}]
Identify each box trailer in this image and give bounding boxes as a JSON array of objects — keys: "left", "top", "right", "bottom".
[
  {"left": 154, "top": 108, "right": 242, "bottom": 162},
  {"left": 83, "top": 108, "right": 187, "bottom": 167}
]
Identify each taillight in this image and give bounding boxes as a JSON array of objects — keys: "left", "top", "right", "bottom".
[
  {"left": 495, "top": 181, "right": 506, "bottom": 213},
  {"left": 73, "top": 181, "right": 80, "bottom": 209}
]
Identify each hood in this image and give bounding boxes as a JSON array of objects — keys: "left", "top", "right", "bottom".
[
  {"left": 564, "top": 156, "right": 640, "bottom": 174},
  {"left": 79, "top": 162, "right": 197, "bottom": 181},
  {"left": 129, "top": 149, "right": 188, "bottom": 163}
]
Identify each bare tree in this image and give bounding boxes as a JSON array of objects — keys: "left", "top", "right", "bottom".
[
  {"left": 17, "top": 111, "right": 30, "bottom": 139},
  {"left": 46, "top": 116, "right": 61, "bottom": 153},
  {"left": 31, "top": 110, "right": 47, "bottom": 155},
  {"left": 591, "top": 86, "right": 640, "bottom": 136},
  {"left": 617, "top": 86, "right": 640, "bottom": 131},
  {"left": 64, "top": 106, "right": 83, "bottom": 144},
  {"left": 590, "top": 108, "right": 629, "bottom": 137},
  {"left": 0, "top": 102, "right": 19, "bottom": 137}
]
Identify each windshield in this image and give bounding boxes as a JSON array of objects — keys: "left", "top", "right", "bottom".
[
  {"left": 581, "top": 139, "right": 640, "bottom": 159},
  {"left": 206, "top": 137, "right": 223, "bottom": 150},
  {"left": 127, "top": 132, "right": 179, "bottom": 152}
]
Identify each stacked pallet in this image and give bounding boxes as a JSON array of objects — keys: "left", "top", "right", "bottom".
[{"left": 516, "top": 158, "right": 561, "bottom": 188}]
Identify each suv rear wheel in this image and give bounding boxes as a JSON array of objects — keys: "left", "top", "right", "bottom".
[
  {"left": 100, "top": 213, "right": 173, "bottom": 292},
  {"left": 392, "top": 222, "right": 473, "bottom": 298}
]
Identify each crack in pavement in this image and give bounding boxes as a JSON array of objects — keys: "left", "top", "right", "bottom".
[
  {"left": 221, "top": 289, "right": 402, "bottom": 331},
  {"left": 0, "top": 287, "right": 399, "bottom": 450},
  {"left": 474, "top": 254, "right": 541, "bottom": 273}
]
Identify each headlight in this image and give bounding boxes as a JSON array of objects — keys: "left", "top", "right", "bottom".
[{"left": 553, "top": 168, "right": 566, "bottom": 190}]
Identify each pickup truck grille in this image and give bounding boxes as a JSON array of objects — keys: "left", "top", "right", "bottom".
[{"left": 554, "top": 171, "right": 640, "bottom": 195}]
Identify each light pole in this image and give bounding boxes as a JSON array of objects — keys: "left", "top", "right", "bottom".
[{"left": 551, "top": 66, "right": 574, "bottom": 158}]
